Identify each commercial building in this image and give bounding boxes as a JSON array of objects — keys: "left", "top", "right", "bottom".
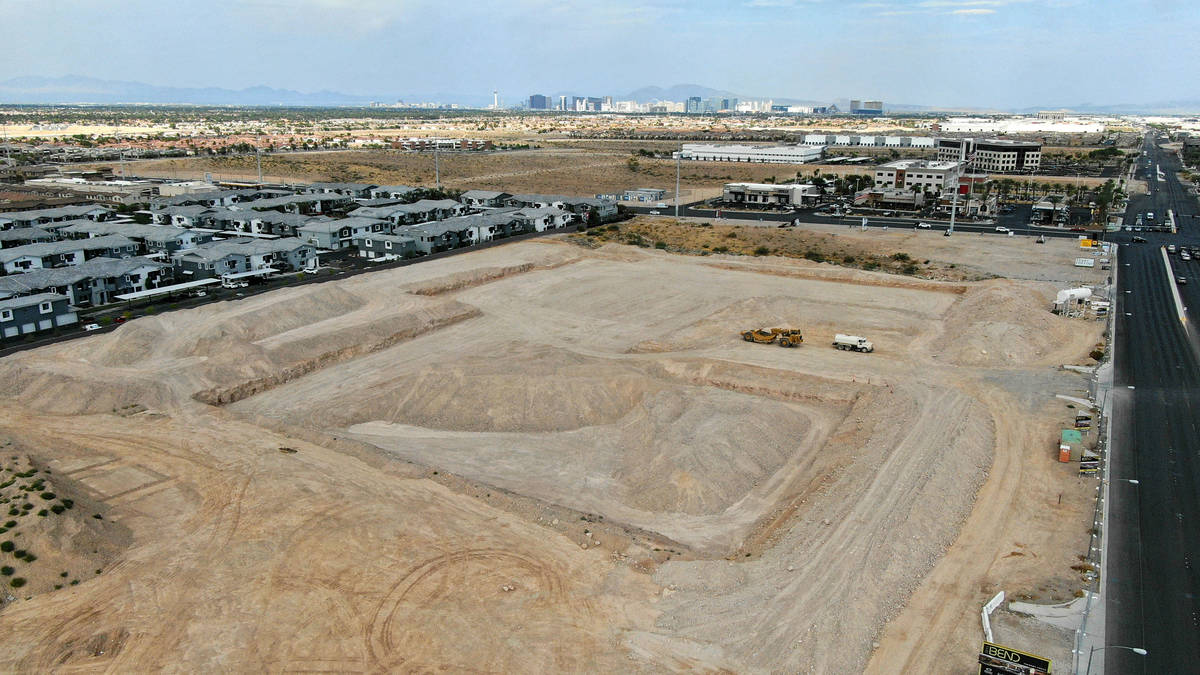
[
  {"left": 936, "top": 138, "right": 1042, "bottom": 173},
  {"left": 938, "top": 116, "right": 1105, "bottom": 134},
  {"left": 850, "top": 100, "right": 884, "bottom": 115},
  {"left": 803, "top": 134, "right": 937, "bottom": 149},
  {"left": 677, "top": 143, "right": 824, "bottom": 164},
  {"left": 873, "top": 160, "right": 964, "bottom": 193},
  {"left": 722, "top": 183, "right": 823, "bottom": 207},
  {"left": 528, "top": 94, "right": 550, "bottom": 110}
]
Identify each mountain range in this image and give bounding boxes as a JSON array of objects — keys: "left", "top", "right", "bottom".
[{"left": 2, "top": 76, "right": 1198, "bottom": 114}]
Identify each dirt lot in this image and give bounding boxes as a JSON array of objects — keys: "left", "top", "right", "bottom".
[
  {"left": 0, "top": 227, "right": 1106, "bottom": 672},
  {"left": 118, "top": 148, "right": 867, "bottom": 199}
]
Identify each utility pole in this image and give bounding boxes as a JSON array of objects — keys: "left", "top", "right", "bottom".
[
  {"left": 948, "top": 141, "right": 964, "bottom": 235},
  {"left": 435, "top": 145, "right": 441, "bottom": 189},
  {"left": 675, "top": 149, "right": 681, "bottom": 219}
]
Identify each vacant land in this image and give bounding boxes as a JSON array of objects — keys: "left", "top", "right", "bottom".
[
  {"left": 0, "top": 225, "right": 1105, "bottom": 672},
  {"left": 116, "top": 148, "right": 863, "bottom": 198}
]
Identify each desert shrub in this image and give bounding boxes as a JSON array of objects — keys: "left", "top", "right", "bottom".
[
  {"left": 9, "top": 578, "right": 25, "bottom": 588},
  {"left": 903, "top": 264, "right": 919, "bottom": 275},
  {"left": 21, "top": 553, "right": 35, "bottom": 562},
  {"left": 39, "top": 492, "right": 55, "bottom": 500},
  {"left": 891, "top": 252, "right": 911, "bottom": 261},
  {"left": 1090, "top": 349, "right": 1105, "bottom": 361},
  {"left": 50, "top": 505, "right": 64, "bottom": 514},
  {"left": 843, "top": 255, "right": 856, "bottom": 263},
  {"left": 0, "top": 542, "right": 11, "bottom": 553},
  {"left": 753, "top": 246, "right": 771, "bottom": 256},
  {"left": 0, "top": 566, "right": 11, "bottom": 576},
  {"left": 36, "top": 510, "right": 47, "bottom": 517},
  {"left": 655, "top": 241, "right": 668, "bottom": 250},
  {"left": 804, "top": 250, "right": 825, "bottom": 262}
]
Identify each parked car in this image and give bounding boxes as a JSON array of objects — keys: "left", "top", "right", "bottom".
[
  {"left": 1132, "top": 236, "right": 1147, "bottom": 243},
  {"left": 916, "top": 222, "right": 931, "bottom": 229},
  {"left": 82, "top": 323, "right": 102, "bottom": 332},
  {"left": 995, "top": 226, "right": 1010, "bottom": 233}
]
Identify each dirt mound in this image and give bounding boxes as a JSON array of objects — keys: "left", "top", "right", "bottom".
[
  {"left": 613, "top": 388, "right": 819, "bottom": 516},
  {"left": 0, "top": 451, "right": 130, "bottom": 600},
  {"left": 333, "top": 344, "right": 661, "bottom": 433},
  {"left": 940, "top": 281, "right": 1085, "bottom": 367},
  {"left": 0, "top": 362, "right": 174, "bottom": 416}
]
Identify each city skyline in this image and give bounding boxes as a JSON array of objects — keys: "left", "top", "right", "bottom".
[{"left": 2, "top": 0, "right": 1197, "bottom": 109}]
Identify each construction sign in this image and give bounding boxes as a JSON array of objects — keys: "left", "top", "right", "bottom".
[{"left": 979, "top": 641, "right": 1052, "bottom": 674}]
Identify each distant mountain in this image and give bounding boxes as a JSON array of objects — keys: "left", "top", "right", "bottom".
[
  {"left": 1012, "top": 100, "right": 1200, "bottom": 115},
  {"left": 0, "top": 75, "right": 376, "bottom": 106}
]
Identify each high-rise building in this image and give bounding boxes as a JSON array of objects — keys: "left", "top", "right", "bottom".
[
  {"left": 686, "top": 96, "right": 702, "bottom": 114},
  {"left": 528, "top": 94, "right": 549, "bottom": 110},
  {"left": 558, "top": 95, "right": 568, "bottom": 110}
]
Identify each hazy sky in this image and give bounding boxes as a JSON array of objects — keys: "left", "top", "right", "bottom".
[{"left": 3, "top": 0, "right": 1197, "bottom": 108}]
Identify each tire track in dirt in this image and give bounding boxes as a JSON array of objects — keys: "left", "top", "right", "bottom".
[{"left": 365, "top": 548, "right": 568, "bottom": 671}]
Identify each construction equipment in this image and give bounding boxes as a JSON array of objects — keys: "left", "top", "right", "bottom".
[{"left": 741, "top": 328, "right": 804, "bottom": 347}]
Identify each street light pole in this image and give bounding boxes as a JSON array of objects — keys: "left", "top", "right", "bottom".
[{"left": 1085, "top": 645, "right": 1147, "bottom": 675}]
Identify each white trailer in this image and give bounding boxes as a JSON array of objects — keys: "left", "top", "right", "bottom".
[{"left": 833, "top": 334, "right": 874, "bottom": 352}]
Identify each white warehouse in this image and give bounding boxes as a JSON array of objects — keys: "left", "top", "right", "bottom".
[{"left": 676, "top": 144, "right": 824, "bottom": 164}]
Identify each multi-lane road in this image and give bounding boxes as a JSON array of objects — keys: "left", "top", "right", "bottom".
[{"left": 1105, "top": 134, "right": 1200, "bottom": 674}]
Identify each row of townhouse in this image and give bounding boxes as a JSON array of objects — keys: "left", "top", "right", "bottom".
[
  {"left": 0, "top": 204, "right": 111, "bottom": 230},
  {"left": 173, "top": 237, "right": 317, "bottom": 280},
  {"left": 0, "top": 227, "right": 57, "bottom": 249},
  {"left": 0, "top": 293, "right": 77, "bottom": 340},
  {"left": 0, "top": 257, "right": 173, "bottom": 306},
  {"left": 57, "top": 221, "right": 214, "bottom": 254},
  {"left": 0, "top": 234, "right": 140, "bottom": 275},
  {"left": 357, "top": 206, "right": 577, "bottom": 258}
]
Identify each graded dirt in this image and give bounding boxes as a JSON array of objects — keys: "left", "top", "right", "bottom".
[{"left": 0, "top": 224, "right": 1107, "bottom": 672}]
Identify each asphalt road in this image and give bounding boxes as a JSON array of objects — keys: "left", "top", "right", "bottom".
[{"left": 1105, "top": 133, "right": 1200, "bottom": 674}]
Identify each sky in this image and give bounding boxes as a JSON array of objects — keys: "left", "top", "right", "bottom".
[{"left": 2, "top": 0, "right": 1198, "bottom": 109}]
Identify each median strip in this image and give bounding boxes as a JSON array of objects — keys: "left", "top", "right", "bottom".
[{"left": 1161, "top": 246, "right": 1189, "bottom": 329}]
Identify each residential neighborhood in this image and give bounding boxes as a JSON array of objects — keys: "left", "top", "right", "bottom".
[{"left": 0, "top": 179, "right": 615, "bottom": 340}]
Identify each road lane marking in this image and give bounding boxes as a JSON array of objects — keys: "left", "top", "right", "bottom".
[{"left": 1161, "top": 246, "right": 1189, "bottom": 331}]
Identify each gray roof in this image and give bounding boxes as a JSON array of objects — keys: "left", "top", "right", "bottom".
[
  {"left": 58, "top": 221, "right": 194, "bottom": 243},
  {"left": 247, "top": 194, "right": 351, "bottom": 210},
  {"left": 351, "top": 233, "right": 416, "bottom": 244},
  {"left": 307, "top": 182, "right": 376, "bottom": 191},
  {"left": 0, "top": 227, "right": 55, "bottom": 243},
  {"left": 0, "top": 204, "right": 109, "bottom": 222},
  {"left": 298, "top": 217, "right": 385, "bottom": 235},
  {"left": 461, "top": 190, "right": 511, "bottom": 200},
  {"left": 0, "top": 293, "right": 69, "bottom": 312},
  {"left": 176, "top": 237, "right": 314, "bottom": 263},
  {"left": 0, "top": 234, "right": 137, "bottom": 264},
  {"left": 371, "top": 185, "right": 419, "bottom": 194}
]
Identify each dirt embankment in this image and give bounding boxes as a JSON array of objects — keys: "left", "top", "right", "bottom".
[
  {"left": 573, "top": 219, "right": 985, "bottom": 281},
  {"left": 194, "top": 303, "right": 481, "bottom": 406},
  {"left": 0, "top": 450, "right": 130, "bottom": 601}
]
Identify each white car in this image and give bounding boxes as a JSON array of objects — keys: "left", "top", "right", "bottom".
[
  {"left": 995, "top": 226, "right": 1010, "bottom": 233},
  {"left": 916, "top": 222, "right": 931, "bottom": 229},
  {"left": 82, "top": 323, "right": 102, "bottom": 332},
  {"left": 648, "top": 210, "right": 660, "bottom": 215}
]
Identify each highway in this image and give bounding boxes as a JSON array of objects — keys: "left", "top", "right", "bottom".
[{"left": 1105, "top": 133, "right": 1200, "bottom": 674}]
